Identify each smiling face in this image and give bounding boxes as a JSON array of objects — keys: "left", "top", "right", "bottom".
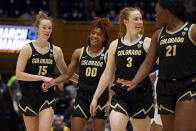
[
  {"left": 36, "top": 19, "right": 52, "bottom": 40},
  {"left": 89, "top": 27, "right": 105, "bottom": 47},
  {"left": 124, "top": 10, "right": 143, "bottom": 34}
]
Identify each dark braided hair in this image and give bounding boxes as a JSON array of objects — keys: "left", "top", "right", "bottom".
[
  {"left": 158, "top": 0, "right": 196, "bottom": 23},
  {"left": 86, "top": 17, "right": 110, "bottom": 48}
]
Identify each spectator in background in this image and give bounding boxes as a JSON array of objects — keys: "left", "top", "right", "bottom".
[
  {"left": 107, "top": 9, "right": 118, "bottom": 22},
  {"left": 84, "top": 0, "right": 100, "bottom": 16},
  {"left": 0, "top": 73, "right": 9, "bottom": 131},
  {"left": 87, "top": 10, "right": 97, "bottom": 21},
  {"left": 51, "top": 116, "right": 70, "bottom": 131},
  {"left": 65, "top": 81, "right": 78, "bottom": 99},
  {"left": 67, "top": 9, "right": 83, "bottom": 21},
  {"left": 0, "top": 73, "right": 20, "bottom": 131},
  {"left": 7, "top": 75, "right": 22, "bottom": 116},
  {"left": 63, "top": 98, "right": 75, "bottom": 129},
  {"left": 20, "top": 7, "right": 36, "bottom": 20},
  {"left": 55, "top": 82, "right": 71, "bottom": 115},
  {"left": 7, "top": 74, "right": 25, "bottom": 131}
]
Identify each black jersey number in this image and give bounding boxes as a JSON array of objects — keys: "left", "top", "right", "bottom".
[
  {"left": 126, "top": 57, "right": 133, "bottom": 68},
  {"left": 166, "top": 45, "right": 176, "bottom": 56},
  {"left": 85, "top": 67, "right": 97, "bottom": 77},
  {"left": 38, "top": 66, "right": 48, "bottom": 75}
]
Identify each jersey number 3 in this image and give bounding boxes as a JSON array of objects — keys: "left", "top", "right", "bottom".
[{"left": 126, "top": 57, "right": 133, "bottom": 68}]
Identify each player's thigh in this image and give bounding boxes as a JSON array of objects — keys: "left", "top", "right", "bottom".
[
  {"left": 175, "top": 98, "right": 196, "bottom": 131},
  {"left": 23, "top": 115, "right": 38, "bottom": 131},
  {"left": 92, "top": 118, "right": 106, "bottom": 131},
  {"left": 160, "top": 114, "right": 174, "bottom": 131},
  {"left": 132, "top": 116, "right": 151, "bottom": 131},
  {"left": 71, "top": 117, "right": 87, "bottom": 131},
  {"left": 38, "top": 107, "right": 54, "bottom": 131},
  {"left": 109, "top": 110, "right": 129, "bottom": 131}
]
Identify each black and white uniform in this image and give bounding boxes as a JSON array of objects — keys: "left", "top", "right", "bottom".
[
  {"left": 72, "top": 46, "right": 109, "bottom": 119},
  {"left": 157, "top": 22, "right": 196, "bottom": 114},
  {"left": 111, "top": 36, "right": 154, "bottom": 118},
  {"left": 19, "top": 42, "right": 56, "bottom": 116}
]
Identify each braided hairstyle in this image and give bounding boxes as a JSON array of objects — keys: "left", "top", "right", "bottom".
[
  {"left": 34, "top": 10, "right": 53, "bottom": 28},
  {"left": 158, "top": 0, "right": 196, "bottom": 23},
  {"left": 86, "top": 17, "right": 110, "bottom": 48}
]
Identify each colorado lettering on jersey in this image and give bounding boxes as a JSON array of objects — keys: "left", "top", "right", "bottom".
[
  {"left": 160, "top": 37, "right": 184, "bottom": 45},
  {"left": 81, "top": 60, "right": 103, "bottom": 67},
  {"left": 117, "top": 49, "right": 142, "bottom": 56},
  {"left": 32, "top": 58, "right": 53, "bottom": 64}
]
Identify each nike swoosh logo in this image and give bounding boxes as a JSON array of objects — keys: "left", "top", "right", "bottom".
[
  {"left": 32, "top": 54, "right": 38, "bottom": 57},
  {"left": 82, "top": 56, "right": 87, "bottom": 59},
  {"left": 118, "top": 46, "right": 123, "bottom": 49},
  {"left": 160, "top": 35, "right": 165, "bottom": 39}
]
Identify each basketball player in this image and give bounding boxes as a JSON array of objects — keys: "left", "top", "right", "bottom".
[
  {"left": 117, "top": 0, "right": 196, "bottom": 130},
  {"left": 90, "top": 7, "right": 154, "bottom": 131},
  {"left": 16, "top": 11, "right": 76, "bottom": 131},
  {"left": 43, "top": 17, "right": 111, "bottom": 131}
]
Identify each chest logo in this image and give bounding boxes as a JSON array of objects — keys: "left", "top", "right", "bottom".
[
  {"left": 99, "top": 57, "right": 103, "bottom": 61},
  {"left": 138, "top": 40, "right": 143, "bottom": 48},
  {"left": 50, "top": 54, "right": 53, "bottom": 58},
  {"left": 181, "top": 32, "right": 186, "bottom": 36},
  {"left": 184, "top": 27, "right": 188, "bottom": 31},
  {"left": 32, "top": 54, "right": 38, "bottom": 57}
]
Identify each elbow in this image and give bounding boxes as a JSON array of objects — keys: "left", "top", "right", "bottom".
[{"left": 16, "top": 71, "right": 21, "bottom": 80}]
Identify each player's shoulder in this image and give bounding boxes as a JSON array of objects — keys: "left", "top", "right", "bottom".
[{"left": 144, "top": 36, "right": 151, "bottom": 43}]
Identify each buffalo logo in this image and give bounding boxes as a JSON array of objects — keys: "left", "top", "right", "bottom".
[
  {"left": 138, "top": 40, "right": 143, "bottom": 48},
  {"left": 181, "top": 32, "right": 186, "bottom": 36},
  {"left": 50, "top": 54, "right": 53, "bottom": 58},
  {"left": 99, "top": 57, "right": 103, "bottom": 61}
]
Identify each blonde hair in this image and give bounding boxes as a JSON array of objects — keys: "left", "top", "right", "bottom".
[
  {"left": 118, "top": 7, "right": 143, "bottom": 38},
  {"left": 34, "top": 10, "right": 52, "bottom": 28}
]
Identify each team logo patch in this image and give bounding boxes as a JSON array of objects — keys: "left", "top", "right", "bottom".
[
  {"left": 184, "top": 27, "right": 188, "bottom": 31},
  {"left": 50, "top": 54, "right": 53, "bottom": 58},
  {"left": 99, "top": 57, "right": 103, "bottom": 61},
  {"left": 182, "top": 32, "right": 186, "bottom": 36},
  {"left": 49, "top": 49, "right": 53, "bottom": 53},
  {"left": 138, "top": 40, "right": 143, "bottom": 48}
]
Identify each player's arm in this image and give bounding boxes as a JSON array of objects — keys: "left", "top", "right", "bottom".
[
  {"left": 54, "top": 48, "right": 81, "bottom": 85},
  {"left": 93, "top": 39, "right": 117, "bottom": 100},
  {"left": 190, "top": 24, "right": 196, "bottom": 46},
  {"left": 54, "top": 45, "right": 79, "bottom": 84},
  {"left": 132, "top": 29, "right": 160, "bottom": 86}
]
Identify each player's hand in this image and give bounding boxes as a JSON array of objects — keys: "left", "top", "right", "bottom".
[
  {"left": 104, "top": 101, "right": 111, "bottom": 116},
  {"left": 41, "top": 76, "right": 56, "bottom": 86},
  {"left": 90, "top": 98, "right": 98, "bottom": 117},
  {"left": 116, "top": 78, "right": 136, "bottom": 91},
  {"left": 41, "top": 82, "right": 50, "bottom": 92}
]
